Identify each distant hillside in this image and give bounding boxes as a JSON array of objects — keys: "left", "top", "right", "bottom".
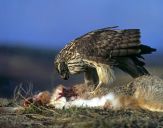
[
  {"left": 0, "top": 45, "right": 83, "bottom": 98},
  {"left": 0, "top": 45, "right": 162, "bottom": 98}
]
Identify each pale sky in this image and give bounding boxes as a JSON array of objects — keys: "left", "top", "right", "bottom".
[{"left": 0, "top": 0, "right": 163, "bottom": 49}]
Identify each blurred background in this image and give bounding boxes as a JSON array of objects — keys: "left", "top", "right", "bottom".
[{"left": 0, "top": 0, "right": 163, "bottom": 98}]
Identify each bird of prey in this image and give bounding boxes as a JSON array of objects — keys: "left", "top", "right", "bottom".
[{"left": 55, "top": 26, "right": 156, "bottom": 94}]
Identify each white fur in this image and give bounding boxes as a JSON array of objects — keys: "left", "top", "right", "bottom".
[
  {"left": 53, "top": 97, "right": 67, "bottom": 109},
  {"left": 49, "top": 92, "right": 119, "bottom": 109},
  {"left": 66, "top": 92, "right": 116, "bottom": 108}
]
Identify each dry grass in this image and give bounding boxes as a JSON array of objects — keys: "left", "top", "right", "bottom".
[
  {"left": 0, "top": 103, "right": 163, "bottom": 128},
  {"left": 1, "top": 76, "right": 163, "bottom": 128}
]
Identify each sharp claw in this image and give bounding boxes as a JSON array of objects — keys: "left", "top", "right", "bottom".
[
  {"left": 90, "top": 82, "right": 102, "bottom": 95},
  {"left": 89, "top": 90, "right": 97, "bottom": 95}
]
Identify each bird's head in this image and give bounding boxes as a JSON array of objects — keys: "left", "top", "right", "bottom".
[{"left": 55, "top": 61, "right": 70, "bottom": 80}]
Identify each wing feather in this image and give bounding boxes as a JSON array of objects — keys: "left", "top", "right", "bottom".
[
  {"left": 74, "top": 28, "right": 141, "bottom": 60},
  {"left": 56, "top": 27, "right": 155, "bottom": 65}
]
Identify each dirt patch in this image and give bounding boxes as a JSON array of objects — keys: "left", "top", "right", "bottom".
[{"left": 0, "top": 98, "right": 163, "bottom": 128}]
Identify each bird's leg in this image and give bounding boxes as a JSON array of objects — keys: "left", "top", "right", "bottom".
[
  {"left": 90, "top": 64, "right": 115, "bottom": 95},
  {"left": 84, "top": 67, "right": 99, "bottom": 87},
  {"left": 90, "top": 81, "right": 102, "bottom": 95}
]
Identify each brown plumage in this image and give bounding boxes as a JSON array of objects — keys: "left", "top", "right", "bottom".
[{"left": 55, "top": 26, "right": 156, "bottom": 93}]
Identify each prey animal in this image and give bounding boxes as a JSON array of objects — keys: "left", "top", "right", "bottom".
[{"left": 55, "top": 26, "right": 156, "bottom": 93}]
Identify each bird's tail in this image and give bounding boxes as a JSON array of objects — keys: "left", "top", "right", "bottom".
[
  {"left": 116, "top": 57, "right": 149, "bottom": 78},
  {"left": 140, "top": 44, "right": 156, "bottom": 54}
]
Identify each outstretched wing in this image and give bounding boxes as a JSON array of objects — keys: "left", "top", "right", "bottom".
[
  {"left": 72, "top": 27, "right": 155, "bottom": 64},
  {"left": 75, "top": 27, "right": 141, "bottom": 57}
]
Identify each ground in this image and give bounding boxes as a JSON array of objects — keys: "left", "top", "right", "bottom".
[
  {"left": 0, "top": 98, "right": 163, "bottom": 128},
  {"left": 0, "top": 46, "right": 163, "bottom": 128}
]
